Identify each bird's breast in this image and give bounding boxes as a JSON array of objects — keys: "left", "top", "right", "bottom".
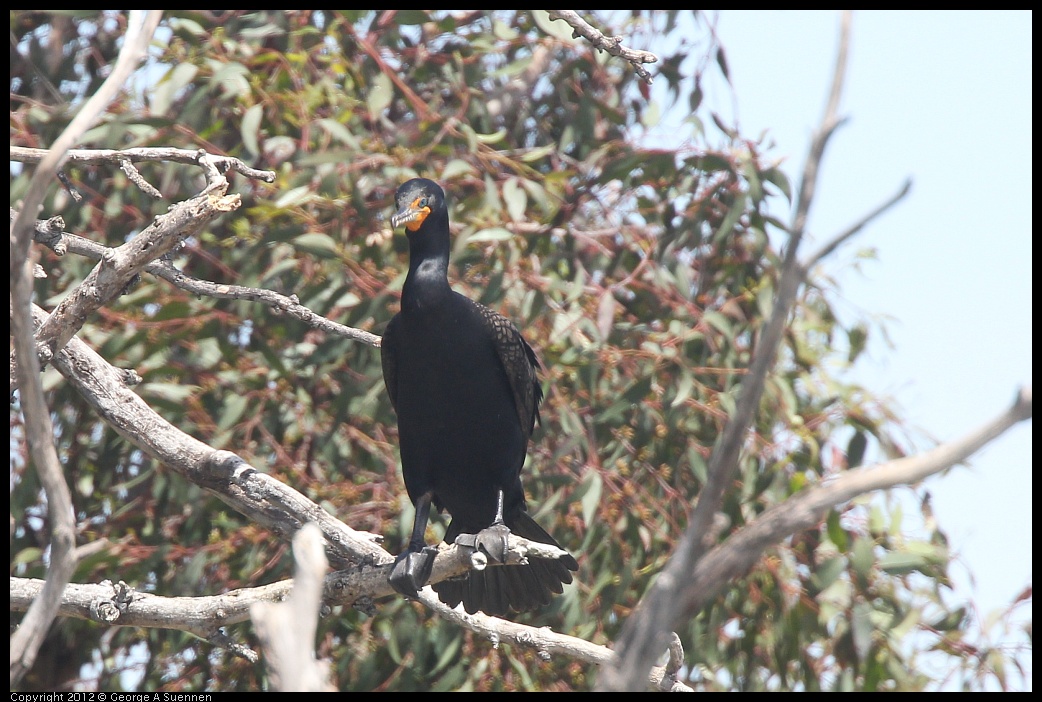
[{"left": 394, "top": 307, "right": 520, "bottom": 443}]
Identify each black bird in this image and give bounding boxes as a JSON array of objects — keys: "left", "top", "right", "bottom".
[{"left": 380, "top": 178, "right": 578, "bottom": 616}]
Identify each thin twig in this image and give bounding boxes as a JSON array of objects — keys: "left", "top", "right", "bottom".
[
  {"left": 10, "top": 145, "right": 276, "bottom": 184},
  {"left": 119, "top": 158, "right": 163, "bottom": 198},
  {"left": 546, "top": 10, "right": 658, "bottom": 84},
  {"left": 801, "top": 178, "right": 912, "bottom": 271}
]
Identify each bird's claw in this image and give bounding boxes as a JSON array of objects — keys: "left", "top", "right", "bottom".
[{"left": 389, "top": 546, "right": 438, "bottom": 598}]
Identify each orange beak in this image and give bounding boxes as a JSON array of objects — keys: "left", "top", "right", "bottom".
[{"left": 391, "top": 198, "right": 432, "bottom": 232}]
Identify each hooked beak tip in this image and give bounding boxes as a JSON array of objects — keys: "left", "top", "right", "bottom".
[{"left": 391, "top": 206, "right": 428, "bottom": 230}]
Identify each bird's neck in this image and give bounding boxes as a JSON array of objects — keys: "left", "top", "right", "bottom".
[{"left": 402, "top": 219, "right": 452, "bottom": 308}]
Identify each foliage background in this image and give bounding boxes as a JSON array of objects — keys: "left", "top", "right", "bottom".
[{"left": 9, "top": 10, "right": 1028, "bottom": 691}]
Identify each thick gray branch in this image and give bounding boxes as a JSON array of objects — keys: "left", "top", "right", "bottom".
[
  {"left": 31, "top": 303, "right": 387, "bottom": 570},
  {"left": 31, "top": 180, "right": 240, "bottom": 369},
  {"left": 11, "top": 532, "right": 583, "bottom": 666}
]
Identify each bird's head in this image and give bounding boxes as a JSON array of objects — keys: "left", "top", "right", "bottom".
[{"left": 391, "top": 178, "right": 445, "bottom": 232}]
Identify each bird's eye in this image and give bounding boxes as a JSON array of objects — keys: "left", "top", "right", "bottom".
[{"left": 419, "top": 197, "right": 429, "bottom": 208}]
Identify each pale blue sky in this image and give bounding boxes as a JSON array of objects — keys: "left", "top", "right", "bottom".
[{"left": 647, "top": 9, "right": 1031, "bottom": 688}]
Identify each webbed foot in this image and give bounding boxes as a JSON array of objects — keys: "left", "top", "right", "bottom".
[
  {"left": 456, "top": 522, "right": 512, "bottom": 564},
  {"left": 389, "top": 546, "right": 438, "bottom": 598}
]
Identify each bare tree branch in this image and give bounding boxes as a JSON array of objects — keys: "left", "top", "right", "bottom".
[
  {"left": 10, "top": 531, "right": 574, "bottom": 641},
  {"left": 9, "top": 577, "right": 272, "bottom": 659},
  {"left": 10, "top": 145, "right": 277, "bottom": 185},
  {"left": 30, "top": 172, "right": 239, "bottom": 369},
  {"left": 677, "top": 387, "right": 1032, "bottom": 619},
  {"left": 791, "top": 11, "right": 852, "bottom": 240},
  {"left": 9, "top": 11, "right": 163, "bottom": 687},
  {"left": 119, "top": 158, "right": 163, "bottom": 198},
  {"left": 9, "top": 178, "right": 242, "bottom": 391},
  {"left": 598, "top": 12, "right": 849, "bottom": 690},
  {"left": 31, "top": 302, "right": 388, "bottom": 570},
  {"left": 252, "top": 523, "right": 336, "bottom": 692},
  {"left": 546, "top": 11, "right": 658, "bottom": 84},
  {"left": 417, "top": 588, "right": 693, "bottom": 691},
  {"left": 10, "top": 144, "right": 278, "bottom": 389},
  {"left": 19, "top": 220, "right": 380, "bottom": 349}
]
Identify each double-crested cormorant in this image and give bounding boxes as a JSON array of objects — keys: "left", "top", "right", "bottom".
[{"left": 381, "top": 178, "right": 578, "bottom": 616}]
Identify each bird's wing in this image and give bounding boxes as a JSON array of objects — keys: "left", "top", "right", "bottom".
[
  {"left": 475, "top": 301, "right": 543, "bottom": 440},
  {"left": 380, "top": 313, "right": 401, "bottom": 412}
]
